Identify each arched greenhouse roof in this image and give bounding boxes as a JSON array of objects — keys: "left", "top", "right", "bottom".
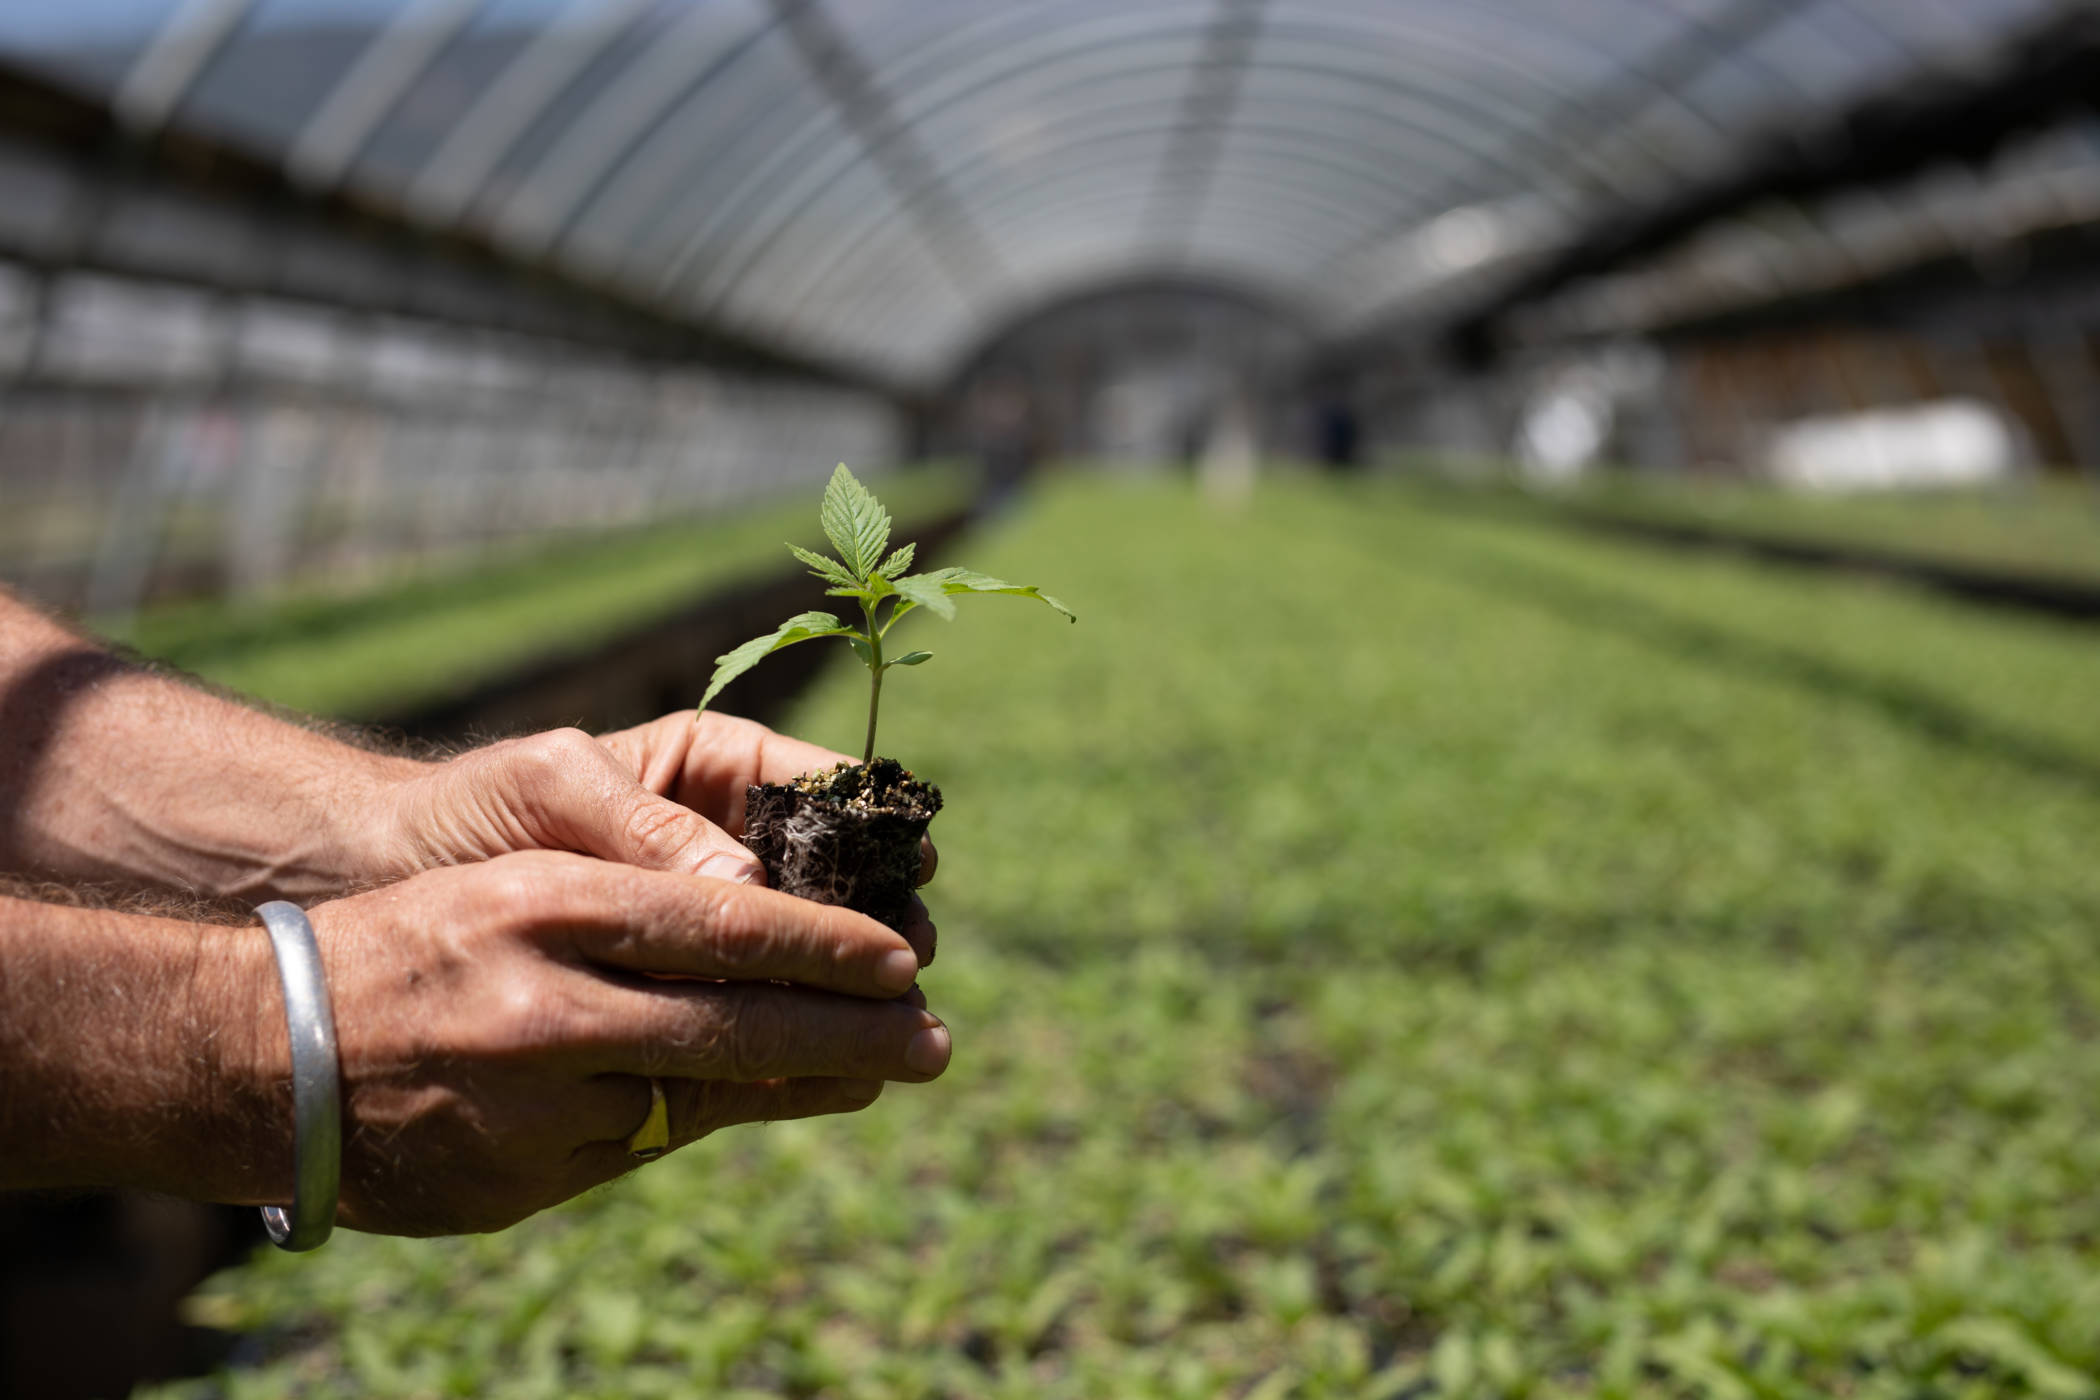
[{"left": 0, "top": 0, "right": 2076, "bottom": 387}]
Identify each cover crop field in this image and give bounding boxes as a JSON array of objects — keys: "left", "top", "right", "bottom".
[{"left": 158, "top": 473, "right": 2100, "bottom": 1399}]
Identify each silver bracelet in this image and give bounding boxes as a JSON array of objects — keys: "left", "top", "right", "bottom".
[{"left": 255, "top": 900, "right": 341, "bottom": 1252}]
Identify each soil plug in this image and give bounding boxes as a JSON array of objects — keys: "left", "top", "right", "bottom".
[{"left": 697, "top": 465, "right": 1073, "bottom": 928}]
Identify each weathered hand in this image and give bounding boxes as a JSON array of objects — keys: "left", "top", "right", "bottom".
[
  {"left": 599, "top": 711, "right": 939, "bottom": 964},
  {"left": 223, "top": 851, "right": 950, "bottom": 1236},
  {"left": 364, "top": 725, "right": 769, "bottom": 887}
]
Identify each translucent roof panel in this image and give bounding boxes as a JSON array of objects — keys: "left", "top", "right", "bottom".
[
  {"left": 179, "top": 0, "right": 417, "bottom": 156},
  {"left": 0, "top": 0, "right": 2083, "bottom": 386}
]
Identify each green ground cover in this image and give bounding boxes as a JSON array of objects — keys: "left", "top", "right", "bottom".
[
  {"left": 1513, "top": 474, "right": 2100, "bottom": 589},
  {"left": 108, "top": 467, "right": 967, "bottom": 721},
  {"left": 158, "top": 470, "right": 2100, "bottom": 1398}
]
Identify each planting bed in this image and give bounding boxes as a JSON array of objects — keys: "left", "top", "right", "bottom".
[
  {"left": 110, "top": 468, "right": 968, "bottom": 724},
  {"left": 1486, "top": 474, "right": 2100, "bottom": 595},
  {"left": 155, "top": 472, "right": 2100, "bottom": 1399}
]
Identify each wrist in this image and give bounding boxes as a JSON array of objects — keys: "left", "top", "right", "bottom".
[
  {"left": 184, "top": 917, "right": 298, "bottom": 1205},
  {"left": 0, "top": 900, "right": 291, "bottom": 1203},
  {"left": 299, "top": 747, "right": 430, "bottom": 894},
  {"left": 0, "top": 614, "right": 429, "bottom": 900}
]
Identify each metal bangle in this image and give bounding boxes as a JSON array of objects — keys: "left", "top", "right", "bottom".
[{"left": 254, "top": 900, "right": 341, "bottom": 1252}]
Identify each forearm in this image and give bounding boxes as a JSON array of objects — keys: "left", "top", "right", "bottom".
[
  {"left": 0, "top": 592, "right": 423, "bottom": 900},
  {"left": 0, "top": 894, "right": 284, "bottom": 1201}
]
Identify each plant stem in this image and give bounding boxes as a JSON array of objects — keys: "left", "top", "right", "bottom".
[{"left": 861, "top": 598, "right": 884, "bottom": 764}]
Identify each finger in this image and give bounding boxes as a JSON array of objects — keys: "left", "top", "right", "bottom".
[
  {"left": 469, "top": 728, "right": 765, "bottom": 882},
  {"left": 535, "top": 856, "right": 921, "bottom": 998},
  {"left": 918, "top": 837, "right": 938, "bottom": 887},
  {"left": 599, "top": 981, "right": 951, "bottom": 1083},
  {"left": 576, "top": 1072, "right": 669, "bottom": 1145},
  {"left": 594, "top": 712, "right": 699, "bottom": 801},
  {"left": 568, "top": 1077, "right": 885, "bottom": 1186},
  {"left": 670, "top": 1074, "right": 886, "bottom": 1142},
  {"left": 604, "top": 712, "right": 852, "bottom": 835},
  {"left": 723, "top": 713, "right": 854, "bottom": 791},
  {"left": 899, "top": 984, "right": 928, "bottom": 1011},
  {"left": 900, "top": 893, "right": 936, "bottom": 968}
]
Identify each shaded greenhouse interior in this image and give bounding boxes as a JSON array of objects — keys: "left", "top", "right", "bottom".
[{"left": 3, "top": 3, "right": 2100, "bottom": 1396}]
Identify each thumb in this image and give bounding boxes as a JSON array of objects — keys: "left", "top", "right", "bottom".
[
  {"left": 497, "top": 729, "right": 766, "bottom": 882},
  {"left": 587, "top": 779, "right": 768, "bottom": 884}
]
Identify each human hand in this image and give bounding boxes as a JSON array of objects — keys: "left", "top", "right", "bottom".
[
  {"left": 599, "top": 711, "right": 939, "bottom": 965},
  {"left": 219, "top": 851, "right": 950, "bottom": 1236},
  {"left": 355, "top": 715, "right": 936, "bottom": 964},
  {"left": 362, "top": 725, "right": 767, "bottom": 888}
]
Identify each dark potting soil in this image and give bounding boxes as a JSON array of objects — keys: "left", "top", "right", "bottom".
[{"left": 743, "top": 758, "right": 941, "bottom": 932}]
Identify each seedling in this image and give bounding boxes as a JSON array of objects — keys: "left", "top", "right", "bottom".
[{"left": 699, "top": 464, "right": 1073, "bottom": 764}]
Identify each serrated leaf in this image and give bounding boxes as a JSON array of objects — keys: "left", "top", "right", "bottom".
[
  {"left": 877, "top": 542, "right": 916, "bottom": 579},
  {"left": 698, "top": 611, "right": 852, "bottom": 712},
  {"left": 788, "top": 543, "right": 856, "bottom": 588},
  {"left": 900, "top": 568, "right": 1076, "bottom": 622},
  {"left": 818, "top": 464, "right": 890, "bottom": 580},
  {"left": 826, "top": 585, "right": 876, "bottom": 602},
  {"left": 888, "top": 650, "right": 933, "bottom": 666},
  {"left": 890, "top": 573, "right": 956, "bottom": 620}
]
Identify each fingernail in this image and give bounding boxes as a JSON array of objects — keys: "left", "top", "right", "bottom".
[
  {"left": 877, "top": 948, "right": 921, "bottom": 994},
  {"left": 840, "top": 1078, "right": 883, "bottom": 1103},
  {"left": 905, "top": 1022, "right": 951, "bottom": 1077},
  {"left": 699, "top": 851, "right": 763, "bottom": 884}
]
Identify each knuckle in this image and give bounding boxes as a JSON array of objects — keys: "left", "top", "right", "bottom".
[
  {"left": 473, "top": 852, "right": 571, "bottom": 929},
  {"left": 717, "top": 993, "right": 788, "bottom": 1082},
  {"left": 708, "top": 909, "right": 782, "bottom": 978},
  {"left": 518, "top": 727, "right": 598, "bottom": 785},
  {"left": 648, "top": 991, "right": 737, "bottom": 1078},
  {"left": 698, "top": 711, "right": 763, "bottom": 752},
  {"left": 491, "top": 975, "right": 561, "bottom": 1045},
  {"left": 620, "top": 797, "right": 700, "bottom": 867}
]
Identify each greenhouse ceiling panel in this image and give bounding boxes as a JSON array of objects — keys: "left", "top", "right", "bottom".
[{"left": 0, "top": 0, "right": 2076, "bottom": 386}]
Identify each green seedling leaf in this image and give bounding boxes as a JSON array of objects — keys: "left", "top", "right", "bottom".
[
  {"left": 819, "top": 464, "right": 890, "bottom": 579},
  {"left": 890, "top": 573, "right": 957, "bottom": 620},
  {"left": 789, "top": 543, "right": 856, "bottom": 588},
  {"left": 901, "top": 568, "right": 1077, "bottom": 622},
  {"left": 877, "top": 543, "right": 916, "bottom": 579},
  {"left": 698, "top": 610, "right": 854, "bottom": 712},
  {"left": 696, "top": 463, "right": 1072, "bottom": 762}
]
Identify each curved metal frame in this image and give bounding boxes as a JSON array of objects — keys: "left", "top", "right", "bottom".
[
  {"left": 1315, "top": 0, "right": 1921, "bottom": 280},
  {"left": 402, "top": 0, "right": 656, "bottom": 224},
  {"left": 779, "top": 180, "right": 1361, "bottom": 353},
  {"left": 286, "top": 0, "right": 478, "bottom": 191},
  {"left": 653, "top": 0, "right": 1925, "bottom": 372},
  {"left": 813, "top": 235, "right": 1326, "bottom": 374},
  {"left": 114, "top": 0, "right": 256, "bottom": 133},
  {"left": 767, "top": 0, "right": 1004, "bottom": 309},
  {"left": 492, "top": 2, "right": 779, "bottom": 256},
  {"left": 750, "top": 92, "right": 1519, "bottom": 302},
  {"left": 1138, "top": 0, "right": 1265, "bottom": 249},
  {"left": 637, "top": 5, "right": 1686, "bottom": 306},
  {"left": 94, "top": 0, "right": 1994, "bottom": 385},
  {"left": 761, "top": 115, "right": 1446, "bottom": 338},
  {"left": 649, "top": 7, "right": 1675, "bottom": 324}
]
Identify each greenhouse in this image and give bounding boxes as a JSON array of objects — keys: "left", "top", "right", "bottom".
[{"left": 1, "top": 2, "right": 2098, "bottom": 1396}]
